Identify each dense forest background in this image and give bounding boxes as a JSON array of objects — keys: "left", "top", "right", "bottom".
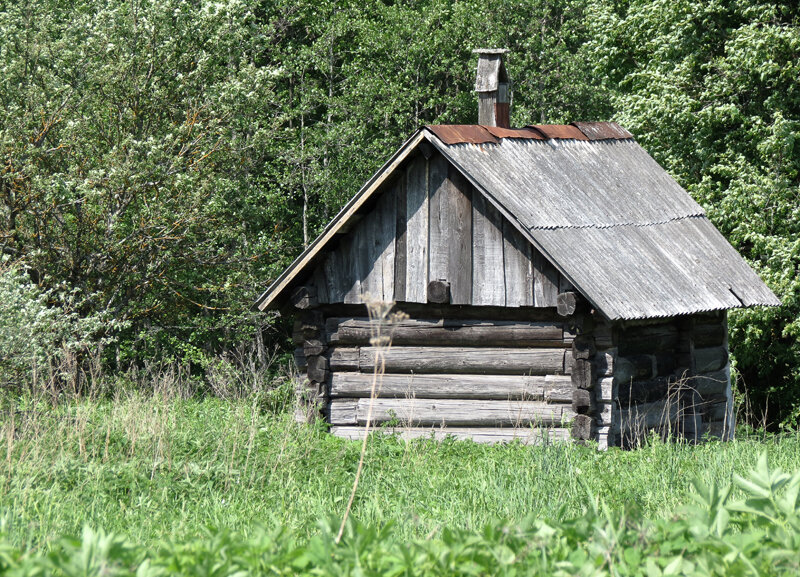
[{"left": 1, "top": 0, "right": 798, "bottom": 426}]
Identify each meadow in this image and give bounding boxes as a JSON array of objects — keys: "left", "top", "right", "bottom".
[{"left": 2, "top": 373, "right": 800, "bottom": 575}]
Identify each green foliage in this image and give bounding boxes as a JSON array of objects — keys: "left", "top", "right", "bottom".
[
  {"left": 1, "top": 0, "right": 798, "bottom": 420},
  {"left": 2, "top": 436, "right": 800, "bottom": 575},
  {"left": 583, "top": 0, "right": 800, "bottom": 425},
  {"left": 0, "top": 259, "right": 117, "bottom": 391}
]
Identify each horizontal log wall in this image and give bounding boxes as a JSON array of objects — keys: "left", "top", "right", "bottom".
[
  {"left": 610, "top": 311, "right": 731, "bottom": 446},
  {"left": 291, "top": 295, "right": 732, "bottom": 448},
  {"left": 293, "top": 309, "right": 579, "bottom": 444},
  {"left": 307, "top": 150, "right": 566, "bottom": 308}
]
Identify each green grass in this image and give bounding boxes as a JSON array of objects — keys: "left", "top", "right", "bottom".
[{"left": 3, "top": 391, "right": 800, "bottom": 554}]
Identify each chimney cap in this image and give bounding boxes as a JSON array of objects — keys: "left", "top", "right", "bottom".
[
  {"left": 474, "top": 49, "right": 509, "bottom": 93},
  {"left": 472, "top": 48, "right": 508, "bottom": 55}
]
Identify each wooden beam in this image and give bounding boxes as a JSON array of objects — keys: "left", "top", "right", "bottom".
[
  {"left": 326, "top": 317, "right": 566, "bottom": 347},
  {"left": 328, "top": 398, "right": 576, "bottom": 427},
  {"left": 329, "top": 372, "right": 572, "bottom": 400},
  {"left": 330, "top": 425, "right": 571, "bottom": 444},
  {"left": 354, "top": 346, "right": 567, "bottom": 375}
]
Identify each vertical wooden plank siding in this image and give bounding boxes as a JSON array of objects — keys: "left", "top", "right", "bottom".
[
  {"left": 472, "top": 192, "right": 506, "bottom": 305},
  {"left": 360, "top": 208, "right": 380, "bottom": 299},
  {"left": 377, "top": 190, "right": 396, "bottom": 301},
  {"left": 341, "top": 233, "right": 361, "bottom": 303},
  {"left": 312, "top": 155, "right": 570, "bottom": 309},
  {"left": 534, "top": 248, "right": 560, "bottom": 307},
  {"left": 428, "top": 154, "right": 450, "bottom": 296},
  {"left": 447, "top": 164, "right": 472, "bottom": 304},
  {"left": 394, "top": 176, "right": 408, "bottom": 302},
  {"left": 313, "top": 263, "right": 329, "bottom": 304},
  {"left": 323, "top": 246, "right": 345, "bottom": 303},
  {"left": 405, "top": 156, "right": 429, "bottom": 303},
  {"left": 503, "top": 220, "right": 534, "bottom": 306}
]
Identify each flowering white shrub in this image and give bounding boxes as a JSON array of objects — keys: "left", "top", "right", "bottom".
[{"left": 0, "top": 258, "right": 115, "bottom": 391}]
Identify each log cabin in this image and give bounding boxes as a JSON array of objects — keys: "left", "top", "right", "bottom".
[{"left": 256, "top": 50, "right": 780, "bottom": 448}]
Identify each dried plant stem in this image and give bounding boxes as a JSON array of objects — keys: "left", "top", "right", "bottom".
[{"left": 336, "top": 348, "right": 384, "bottom": 543}]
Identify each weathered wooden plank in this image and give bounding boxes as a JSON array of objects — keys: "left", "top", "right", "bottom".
[
  {"left": 694, "top": 346, "right": 728, "bottom": 374},
  {"left": 428, "top": 153, "right": 450, "bottom": 298},
  {"left": 595, "top": 349, "right": 616, "bottom": 376},
  {"left": 328, "top": 347, "right": 360, "bottom": 371},
  {"left": 342, "top": 232, "right": 363, "bottom": 304},
  {"left": 503, "top": 219, "right": 533, "bottom": 307},
  {"left": 692, "top": 367, "right": 730, "bottom": 399},
  {"left": 330, "top": 426, "right": 571, "bottom": 444},
  {"left": 328, "top": 399, "right": 358, "bottom": 425},
  {"left": 313, "top": 265, "right": 329, "bottom": 304},
  {"left": 533, "top": 249, "right": 559, "bottom": 307},
  {"left": 614, "top": 355, "right": 656, "bottom": 383},
  {"left": 594, "top": 322, "right": 616, "bottom": 349},
  {"left": 377, "top": 189, "right": 396, "bottom": 301},
  {"left": 596, "top": 377, "right": 617, "bottom": 403},
  {"left": 596, "top": 426, "right": 616, "bottom": 451},
  {"left": 303, "top": 339, "right": 326, "bottom": 357},
  {"left": 326, "top": 317, "right": 565, "bottom": 347},
  {"left": 394, "top": 175, "right": 407, "bottom": 302},
  {"left": 572, "top": 388, "right": 593, "bottom": 414},
  {"left": 471, "top": 192, "right": 506, "bottom": 306},
  {"left": 571, "top": 358, "right": 596, "bottom": 389},
  {"left": 571, "top": 414, "right": 593, "bottom": 440},
  {"left": 572, "top": 335, "right": 596, "bottom": 360},
  {"left": 694, "top": 321, "right": 727, "bottom": 348},
  {"left": 323, "top": 248, "right": 345, "bottom": 303},
  {"left": 449, "top": 166, "right": 472, "bottom": 304},
  {"left": 347, "top": 398, "right": 575, "bottom": 427},
  {"left": 357, "top": 347, "right": 567, "bottom": 375},
  {"left": 329, "top": 372, "right": 573, "bottom": 400},
  {"left": 618, "top": 324, "right": 679, "bottom": 355},
  {"left": 405, "top": 156, "right": 428, "bottom": 303},
  {"left": 306, "top": 355, "right": 329, "bottom": 383},
  {"left": 360, "top": 205, "right": 382, "bottom": 300},
  {"left": 596, "top": 402, "right": 620, "bottom": 427},
  {"left": 620, "top": 399, "right": 679, "bottom": 430}
]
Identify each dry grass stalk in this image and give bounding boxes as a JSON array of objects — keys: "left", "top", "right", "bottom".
[{"left": 336, "top": 298, "right": 407, "bottom": 543}]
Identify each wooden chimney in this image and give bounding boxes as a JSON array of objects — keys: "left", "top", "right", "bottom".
[{"left": 474, "top": 48, "right": 510, "bottom": 128}]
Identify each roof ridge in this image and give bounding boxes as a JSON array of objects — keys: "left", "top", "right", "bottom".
[{"left": 425, "top": 122, "right": 633, "bottom": 145}]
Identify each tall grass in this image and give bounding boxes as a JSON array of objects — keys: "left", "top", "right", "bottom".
[{"left": 3, "top": 363, "right": 800, "bottom": 553}]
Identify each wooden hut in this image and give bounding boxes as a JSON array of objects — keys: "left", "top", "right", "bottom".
[{"left": 256, "top": 51, "right": 779, "bottom": 448}]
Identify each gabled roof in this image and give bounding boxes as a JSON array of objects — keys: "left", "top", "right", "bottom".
[{"left": 256, "top": 122, "right": 779, "bottom": 319}]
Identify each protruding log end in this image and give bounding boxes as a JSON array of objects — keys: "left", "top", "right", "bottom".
[
  {"left": 571, "top": 414, "right": 593, "bottom": 441},
  {"left": 291, "top": 285, "right": 318, "bottom": 310},
  {"left": 571, "top": 335, "right": 597, "bottom": 360},
  {"left": 306, "top": 355, "right": 330, "bottom": 383},
  {"left": 572, "top": 358, "right": 597, "bottom": 390},
  {"left": 572, "top": 388, "right": 593, "bottom": 414},
  {"left": 427, "top": 279, "right": 451, "bottom": 304},
  {"left": 557, "top": 291, "right": 581, "bottom": 317}
]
